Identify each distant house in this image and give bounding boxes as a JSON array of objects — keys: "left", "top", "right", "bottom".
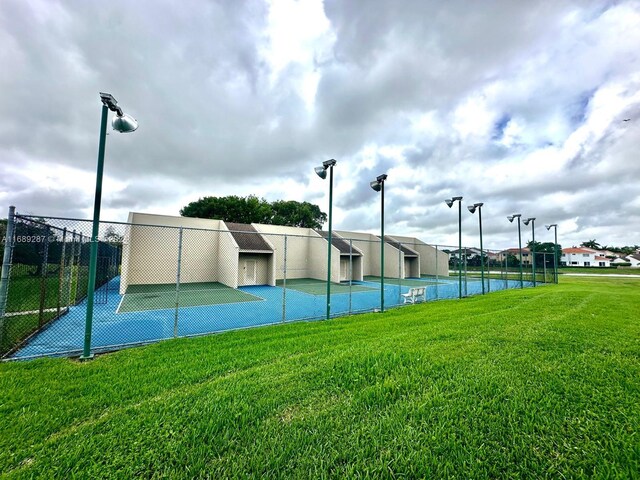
[
  {"left": 627, "top": 254, "right": 640, "bottom": 268},
  {"left": 498, "top": 247, "right": 532, "bottom": 265},
  {"left": 561, "top": 247, "right": 609, "bottom": 267}
]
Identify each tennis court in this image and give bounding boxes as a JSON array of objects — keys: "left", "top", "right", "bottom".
[
  {"left": 275, "top": 278, "right": 377, "bottom": 295},
  {"left": 118, "top": 282, "right": 262, "bottom": 313},
  {"left": 9, "top": 275, "right": 529, "bottom": 359},
  {"left": 363, "top": 276, "right": 448, "bottom": 286}
]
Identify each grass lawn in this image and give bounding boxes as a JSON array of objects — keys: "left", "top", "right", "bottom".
[
  {"left": 560, "top": 267, "right": 640, "bottom": 275},
  {"left": 1, "top": 276, "right": 638, "bottom": 478},
  {"left": 6, "top": 264, "right": 89, "bottom": 313}
]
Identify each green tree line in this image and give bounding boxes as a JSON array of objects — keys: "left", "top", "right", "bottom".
[{"left": 180, "top": 195, "right": 327, "bottom": 229}]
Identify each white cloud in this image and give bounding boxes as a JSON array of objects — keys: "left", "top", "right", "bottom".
[{"left": 0, "top": 0, "right": 639, "bottom": 250}]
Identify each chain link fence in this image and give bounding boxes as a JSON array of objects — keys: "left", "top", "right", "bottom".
[{"left": 0, "top": 210, "right": 555, "bottom": 360}]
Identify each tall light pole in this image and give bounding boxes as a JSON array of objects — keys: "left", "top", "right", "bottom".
[
  {"left": 468, "top": 202, "right": 485, "bottom": 294},
  {"left": 546, "top": 224, "right": 559, "bottom": 284},
  {"left": 445, "top": 196, "right": 463, "bottom": 298},
  {"left": 315, "top": 159, "right": 337, "bottom": 320},
  {"left": 523, "top": 218, "right": 536, "bottom": 287},
  {"left": 507, "top": 214, "right": 524, "bottom": 288},
  {"left": 82, "top": 93, "right": 138, "bottom": 360},
  {"left": 370, "top": 174, "right": 388, "bottom": 312}
]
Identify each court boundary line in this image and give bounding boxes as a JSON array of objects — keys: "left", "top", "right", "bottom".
[{"left": 116, "top": 290, "right": 267, "bottom": 314}]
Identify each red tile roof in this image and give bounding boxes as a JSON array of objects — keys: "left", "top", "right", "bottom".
[{"left": 562, "top": 247, "right": 593, "bottom": 254}]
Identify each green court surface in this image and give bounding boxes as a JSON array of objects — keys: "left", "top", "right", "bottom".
[
  {"left": 364, "top": 276, "right": 444, "bottom": 286},
  {"left": 276, "top": 278, "right": 377, "bottom": 295},
  {"left": 118, "top": 282, "right": 262, "bottom": 313}
]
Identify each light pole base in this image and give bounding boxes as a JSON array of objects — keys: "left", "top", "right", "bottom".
[{"left": 78, "top": 354, "right": 94, "bottom": 362}]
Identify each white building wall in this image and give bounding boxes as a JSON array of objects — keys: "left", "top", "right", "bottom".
[
  {"left": 335, "top": 231, "right": 377, "bottom": 276},
  {"left": 217, "top": 226, "right": 240, "bottom": 288},
  {"left": 121, "top": 212, "right": 447, "bottom": 291},
  {"left": 252, "top": 224, "right": 316, "bottom": 280},
  {"left": 119, "top": 214, "right": 134, "bottom": 294},
  {"left": 180, "top": 228, "right": 220, "bottom": 284},
  {"left": 333, "top": 232, "right": 364, "bottom": 281},
  {"left": 307, "top": 235, "right": 342, "bottom": 283},
  {"left": 386, "top": 234, "right": 449, "bottom": 277},
  {"left": 562, "top": 252, "right": 599, "bottom": 267},
  {"left": 120, "top": 213, "right": 223, "bottom": 294}
]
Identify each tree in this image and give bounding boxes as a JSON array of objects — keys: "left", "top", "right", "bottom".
[
  {"left": 271, "top": 200, "right": 327, "bottom": 229},
  {"left": 581, "top": 239, "right": 601, "bottom": 249},
  {"left": 180, "top": 195, "right": 273, "bottom": 225},
  {"left": 180, "top": 196, "right": 327, "bottom": 229},
  {"left": 103, "top": 226, "right": 124, "bottom": 246},
  {"left": 506, "top": 253, "right": 520, "bottom": 268}
]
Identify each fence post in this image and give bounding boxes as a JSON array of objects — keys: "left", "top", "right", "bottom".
[
  {"left": 73, "top": 232, "right": 83, "bottom": 304},
  {"left": 435, "top": 244, "right": 439, "bottom": 300},
  {"left": 281, "top": 235, "right": 287, "bottom": 323},
  {"left": 504, "top": 252, "right": 508, "bottom": 290},
  {"left": 57, "top": 228, "right": 67, "bottom": 318},
  {"left": 174, "top": 227, "right": 183, "bottom": 338},
  {"left": 348, "top": 238, "right": 353, "bottom": 315},
  {"left": 39, "top": 226, "right": 51, "bottom": 327},
  {"left": 65, "top": 230, "right": 75, "bottom": 307},
  {"left": 464, "top": 247, "right": 468, "bottom": 297},
  {"left": 487, "top": 250, "right": 491, "bottom": 293},
  {"left": 398, "top": 242, "right": 402, "bottom": 300},
  {"left": 0, "top": 206, "right": 16, "bottom": 349}
]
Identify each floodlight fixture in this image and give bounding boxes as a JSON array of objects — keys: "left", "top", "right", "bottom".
[
  {"left": 99, "top": 92, "right": 138, "bottom": 133},
  {"left": 523, "top": 217, "right": 535, "bottom": 226},
  {"left": 315, "top": 159, "right": 337, "bottom": 180},
  {"left": 314, "top": 159, "right": 337, "bottom": 320},
  {"left": 370, "top": 174, "right": 387, "bottom": 192},
  {"left": 545, "top": 224, "right": 557, "bottom": 231},
  {"left": 323, "top": 159, "right": 337, "bottom": 168},
  {"left": 508, "top": 213, "right": 521, "bottom": 223},
  {"left": 82, "top": 93, "right": 138, "bottom": 360},
  {"left": 112, "top": 113, "right": 139, "bottom": 133},
  {"left": 99, "top": 92, "right": 121, "bottom": 113},
  {"left": 467, "top": 202, "right": 484, "bottom": 214}
]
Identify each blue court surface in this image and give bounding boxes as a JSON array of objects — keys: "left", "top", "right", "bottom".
[{"left": 10, "top": 275, "right": 530, "bottom": 359}]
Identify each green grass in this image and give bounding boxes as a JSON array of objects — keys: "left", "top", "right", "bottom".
[
  {"left": 560, "top": 267, "right": 640, "bottom": 275},
  {"left": 276, "top": 278, "right": 376, "bottom": 294},
  {"left": 1, "top": 276, "right": 638, "bottom": 478},
  {"left": 6, "top": 264, "right": 89, "bottom": 313}
]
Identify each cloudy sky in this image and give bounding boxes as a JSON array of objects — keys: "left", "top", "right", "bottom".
[{"left": 1, "top": 0, "right": 639, "bottom": 250}]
